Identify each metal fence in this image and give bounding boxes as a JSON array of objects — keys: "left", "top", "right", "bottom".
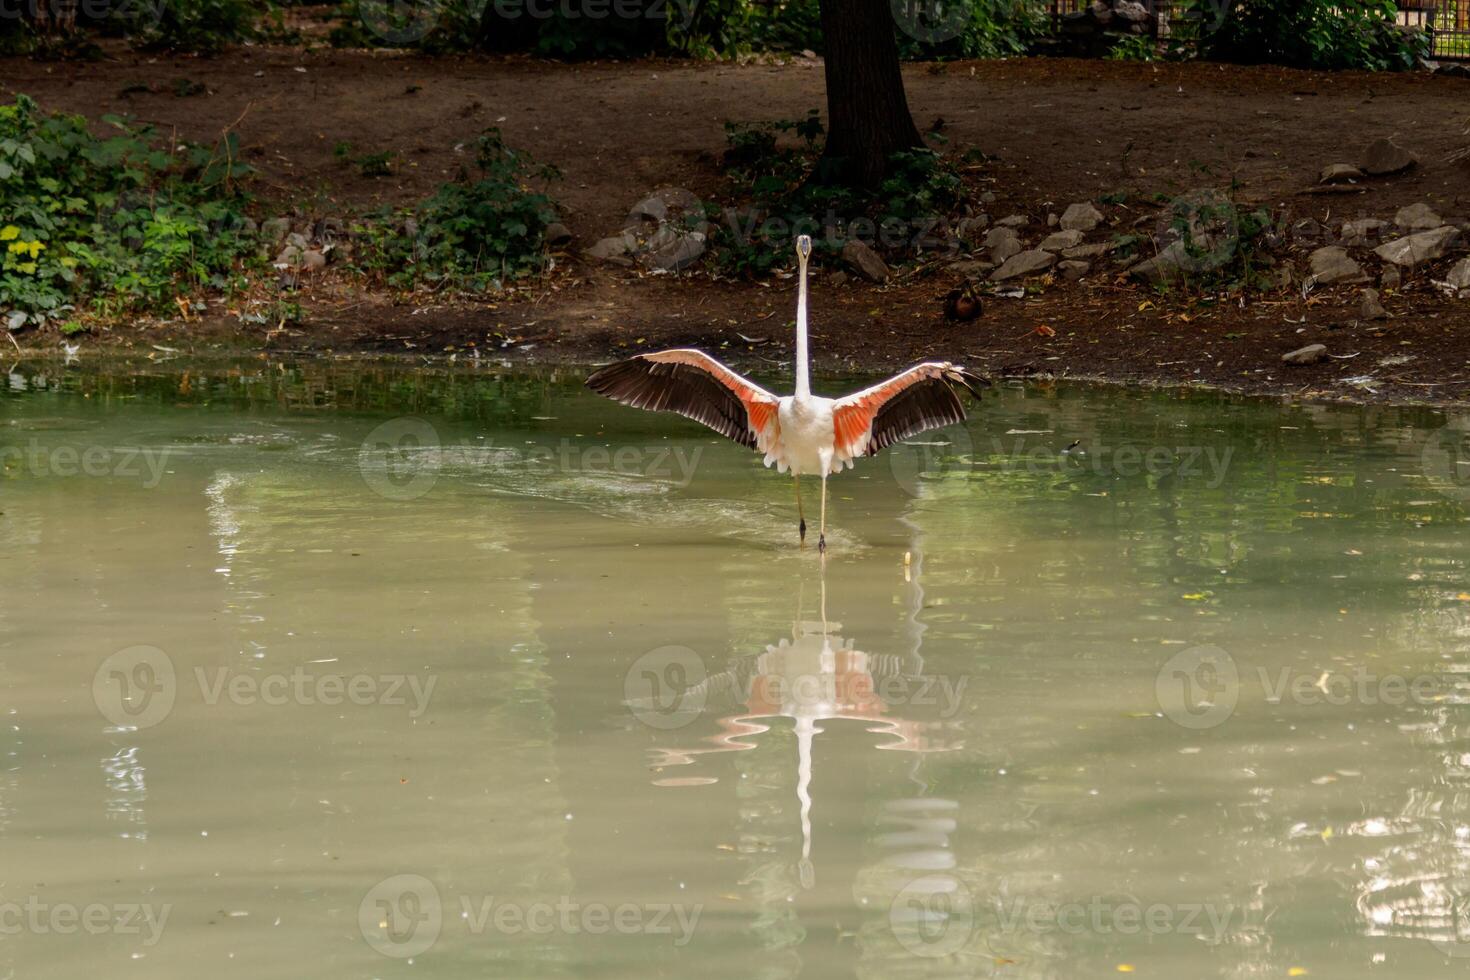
[
  {"left": 1401, "top": 1, "right": 1470, "bottom": 61},
  {"left": 1049, "top": 1, "right": 1470, "bottom": 60}
]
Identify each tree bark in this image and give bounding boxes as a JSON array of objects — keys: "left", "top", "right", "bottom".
[{"left": 815, "top": 0, "right": 924, "bottom": 188}]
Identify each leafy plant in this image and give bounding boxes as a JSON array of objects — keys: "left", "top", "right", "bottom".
[
  {"left": 1106, "top": 34, "right": 1156, "bottom": 61},
  {"left": 333, "top": 141, "right": 395, "bottom": 177},
  {"left": 127, "top": 0, "right": 263, "bottom": 54},
  {"left": 349, "top": 129, "right": 559, "bottom": 291},
  {"left": 0, "top": 94, "right": 256, "bottom": 330},
  {"left": 1183, "top": 0, "right": 1428, "bottom": 71}
]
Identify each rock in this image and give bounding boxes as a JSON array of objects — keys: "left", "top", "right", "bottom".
[
  {"left": 260, "top": 217, "right": 291, "bottom": 244},
  {"left": 979, "top": 191, "right": 996, "bottom": 204},
  {"left": 1447, "top": 257, "right": 1470, "bottom": 294},
  {"left": 239, "top": 217, "right": 258, "bottom": 236},
  {"left": 1282, "top": 344, "right": 1328, "bottom": 366},
  {"left": 643, "top": 231, "right": 706, "bottom": 271},
  {"left": 1381, "top": 265, "right": 1401, "bottom": 290},
  {"left": 830, "top": 271, "right": 848, "bottom": 286},
  {"left": 1340, "top": 218, "right": 1389, "bottom": 247},
  {"left": 1062, "top": 242, "right": 1113, "bottom": 260},
  {"left": 1047, "top": 213, "right": 1059, "bottom": 227},
  {"left": 1113, "top": 0, "right": 1150, "bottom": 22},
  {"left": 1058, "top": 259, "right": 1091, "bottom": 281},
  {"left": 544, "top": 222, "right": 573, "bottom": 247},
  {"left": 1374, "top": 225, "right": 1460, "bottom": 266},
  {"left": 1320, "top": 163, "right": 1363, "bottom": 184},
  {"left": 985, "top": 227, "right": 1022, "bottom": 263},
  {"left": 1308, "top": 246, "right": 1361, "bottom": 285},
  {"left": 841, "top": 239, "right": 890, "bottom": 282},
  {"left": 629, "top": 194, "right": 668, "bottom": 223},
  {"left": 1039, "top": 229, "right": 1085, "bottom": 252},
  {"left": 1360, "top": 288, "right": 1389, "bottom": 320},
  {"left": 1088, "top": 0, "right": 1112, "bottom": 23},
  {"left": 947, "top": 259, "right": 995, "bottom": 277},
  {"left": 586, "top": 235, "right": 633, "bottom": 265},
  {"left": 1059, "top": 202, "right": 1104, "bottom": 232},
  {"left": 956, "top": 215, "right": 990, "bottom": 245},
  {"left": 273, "top": 244, "right": 303, "bottom": 267},
  {"left": 991, "top": 249, "right": 1057, "bottom": 281},
  {"left": 996, "top": 214, "right": 1029, "bottom": 228},
  {"left": 300, "top": 249, "right": 326, "bottom": 272},
  {"left": 285, "top": 232, "right": 309, "bottom": 250},
  {"left": 1127, "top": 240, "right": 1190, "bottom": 283},
  {"left": 1395, "top": 202, "right": 1443, "bottom": 232},
  {"left": 1360, "top": 138, "right": 1417, "bottom": 176}
]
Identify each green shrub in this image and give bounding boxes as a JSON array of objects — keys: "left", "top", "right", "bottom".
[
  {"left": 0, "top": 0, "right": 267, "bottom": 56},
  {"left": 0, "top": 95, "right": 255, "bottom": 330},
  {"left": 349, "top": 129, "right": 559, "bottom": 291},
  {"left": 129, "top": 0, "right": 263, "bottom": 54},
  {"left": 1184, "top": 0, "right": 1428, "bottom": 71}
]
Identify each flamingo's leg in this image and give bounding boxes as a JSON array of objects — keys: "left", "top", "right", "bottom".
[
  {"left": 817, "top": 473, "right": 827, "bottom": 555},
  {"left": 795, "top": 475, "right": 806, "bottom": 544}
]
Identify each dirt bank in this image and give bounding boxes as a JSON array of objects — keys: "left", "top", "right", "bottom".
[{"left": 5, "top": 49, "right": 1470, "bottom": 404}]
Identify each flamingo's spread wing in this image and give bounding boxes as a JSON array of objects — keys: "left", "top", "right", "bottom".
[
  {"left": 585, "top": 349, "right": 781, "bottom": 454},
  {"left": 831, "top": 362, "right": 988, "bottom": 461}
]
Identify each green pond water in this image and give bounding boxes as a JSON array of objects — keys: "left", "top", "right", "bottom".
[{"left": 3, "top": 357, "right": 1470, "bottom": 979}]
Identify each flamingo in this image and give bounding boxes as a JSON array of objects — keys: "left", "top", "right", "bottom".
[{"left": 586, "top": 234, "right": 989, "bottom": 552}]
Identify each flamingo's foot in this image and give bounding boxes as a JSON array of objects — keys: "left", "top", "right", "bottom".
[
  {"left": 799, "top": 518, "right": 807, "bottom": 543},
  {"left": 817, "top": 534, "right": 826, "bottom": 555}
]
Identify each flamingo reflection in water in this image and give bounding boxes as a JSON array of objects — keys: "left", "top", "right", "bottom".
[{"left": 649, "top": 572, "right": 962, "bottom": 889}]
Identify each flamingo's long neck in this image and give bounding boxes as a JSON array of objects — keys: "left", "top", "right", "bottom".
[{"left": 795, "top": 251, "right": 811, "bottom": 398}]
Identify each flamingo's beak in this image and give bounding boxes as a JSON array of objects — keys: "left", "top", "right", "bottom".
[{"left": 795, "top": 234, "right": 812, "bottom": 263}]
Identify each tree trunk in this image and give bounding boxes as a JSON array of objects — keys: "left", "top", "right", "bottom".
[{"left": 815, "top": 0, "right": 924, "bottom": 188}]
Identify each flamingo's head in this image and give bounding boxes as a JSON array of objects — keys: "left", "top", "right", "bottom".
[{"left": 795, "top": 234, "right": 812, "bottom": 263}]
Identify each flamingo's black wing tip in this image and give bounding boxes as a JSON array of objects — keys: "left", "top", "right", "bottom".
[{"left": 950, "top": 366, "right": 992, "bottom": 399}]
